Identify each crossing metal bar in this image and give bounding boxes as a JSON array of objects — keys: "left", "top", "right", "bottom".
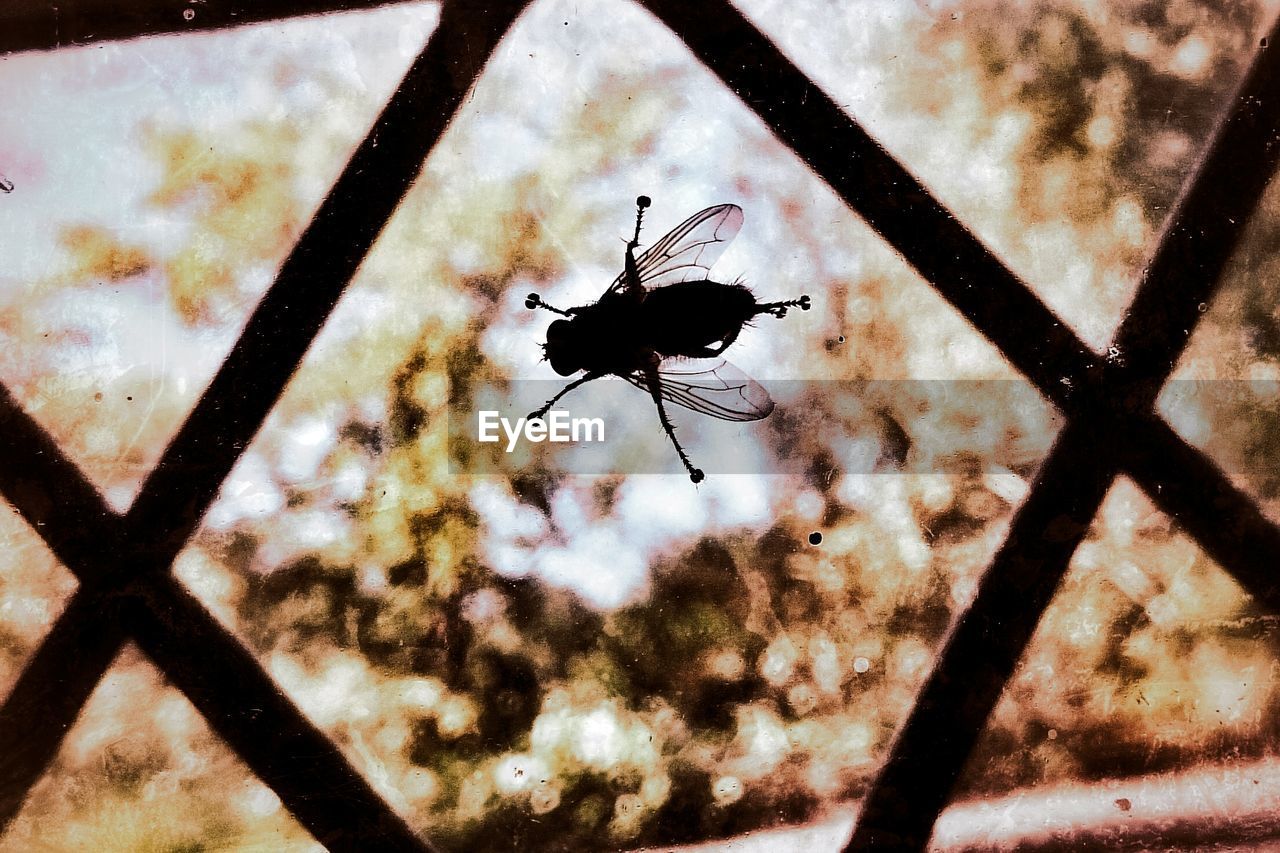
[
  {"left": 638, "top": 1, "right": 1280, "bottom": 848},
  {"left": 0, "top": 0, "right": 530, "bottom": 848},
  {"left": 637, "top": 0, "right": 1280, "bottom": 607},
  {"left": 851, "top": 12, "right": 1280, "bottom": 849},
  {"left": 0, "top": 589, "right": 127, "bottom": 826},
  {"left": 2, "top": 0, "right": 1280, "bottom": 850}
]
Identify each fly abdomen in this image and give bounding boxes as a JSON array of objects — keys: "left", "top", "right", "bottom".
[{"left": 640, "top": 280, "right": 757, "bottom": 356}]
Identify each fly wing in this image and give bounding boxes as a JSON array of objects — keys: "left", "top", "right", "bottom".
[
  {"left": 607, "top": 204, "right": 743, "bottom": 294},
  {"left": 626, "top": 359, "right": 774, "bottom": 422}
]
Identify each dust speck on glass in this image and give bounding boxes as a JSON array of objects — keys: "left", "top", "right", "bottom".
[{"left": 3, "top": 0, "right": 1280, "bottom": 851}]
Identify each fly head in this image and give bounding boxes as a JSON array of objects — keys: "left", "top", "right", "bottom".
[{"left": 543, "top": 318, "right": 584, "bottom": 376}]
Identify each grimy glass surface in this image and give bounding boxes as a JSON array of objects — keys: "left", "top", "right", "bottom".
[{"left": 4, "top": 0, "right": 1280, "bottom": 850}]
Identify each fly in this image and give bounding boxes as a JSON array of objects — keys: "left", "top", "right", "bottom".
[{"left": 524, "top": 195, "right": 810, "bottom": 482}]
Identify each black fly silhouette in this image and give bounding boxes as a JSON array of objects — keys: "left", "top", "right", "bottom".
[{"left": 525, "top": 196, "right": 810, "bottom": 482}]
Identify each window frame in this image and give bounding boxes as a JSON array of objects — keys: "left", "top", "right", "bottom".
[{"left": 3, "top": 1, "right": 1280, "bottom": 850}]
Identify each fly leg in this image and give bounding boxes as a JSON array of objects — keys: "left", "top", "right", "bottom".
[
  {"left": 642, "top": 360, "right": 704, "bottom": 483},
  {"left": 703, "top": 327, "right": 742, "bottom": 356},
  {"left": 681, "top": 337, "right": 735, "bottom": 358},
  {"left": 754, "top": 295, "right": 811, "bottom": 318},
  {"left": 528, "top": 371, "right": 604, "bottom": 421},
  {"left": 622, "top": 195, "right": 652, "bottom": 295},
  {"left": 525, "top": 293, "right": 575, "bottom": 316}
]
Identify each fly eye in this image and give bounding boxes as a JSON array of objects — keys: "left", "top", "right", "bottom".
[
  {"left": 547, "top": 319, "right": 572, "bottom": 343},
  {"left": 544, "top": 320, "right": 579, "bottom": 375}
]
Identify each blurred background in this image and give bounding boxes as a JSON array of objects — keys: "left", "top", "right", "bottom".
[{"left": 3, "top": 0, "right": 1280, "bottom": 849}]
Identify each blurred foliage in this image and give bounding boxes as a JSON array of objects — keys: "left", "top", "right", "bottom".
[
  {"left": 8, "top": 0, "right": 1280, "bottom": 850},
  {"left": 145, "top": 123, "right": 305, "bottom": 325},
  {"left": 911, "top": 0, "right": 1280, "bottom": 799},
  {"left": 961, "top": 0, "right": 1257, "bottom": 222}
]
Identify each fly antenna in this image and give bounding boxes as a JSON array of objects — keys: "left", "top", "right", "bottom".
[
  {"left": 755, "top": 295, "right": 811, "bottom": 318},
  {"left": 633, "top": 195, "right": 651, "bottom": 244},
  {"left": 525, "top": 292, "right": 573, "bottom": 317}
]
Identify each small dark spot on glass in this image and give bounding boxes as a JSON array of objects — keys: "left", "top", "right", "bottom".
[
  {"left": 1114, "top": 797, "right": 1131, "bottom": 812},
  {"left": 182, "top": 7, "right": 194, "bottom": 20},
  {"left": 808, "top": 531, "right": 823, "bottom": 546},
  {"left": 0, "top": 176, "right": 13, "bottom": 194},
  {"left": 838, "top": 335, "right": 845, "bottom": 343},
  {"left": 1263, "top": 37, "right": 1270, "bottom": 48},
  {"left": 94, "top": 392, "right": 103, "bottom": 402},
  {"left": 126, "top": 396, "right": 133, "bottom": 401}
]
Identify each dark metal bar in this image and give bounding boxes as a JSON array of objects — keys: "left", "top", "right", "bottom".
[
  {"left": 634, "top": 0, "right": 1280, "bottom": 613},
  {"left": 0, "top": 390, "right": 137, "bottom": 834},
  {"left": 640, "top": 0, "right": 1098, "bottom": 398},
  {"left": 849, "top": 421, "right": 1117, "bottom": 848},
  {"left": 0, "top": 560, "right": 431, "bottom": 848},
  {"left": 122, "top": 0, "right": 532, "bottom": 568},
  {"left": 0, "top": 385, "right": 121, "bottom": 574},
  {"left": 0, "top": 0, "right": 422, "bottom": 56},
  {"left": 637, "top": 0, "right": 1280, "bottom": 848},
  {"left": 1114, "top": 40, "right": 1280, "bottom": 386},
  {"left": 844, "top": 399, "right": 1276, "bottom": 853},
  {"left": 0, "top": 411, "right": 425, "bottom": 849},
  {"left": 846, "top": 15, "right": 1280, "bottom": 852},
  {"left": 0, "top": 0, "right": 1277, "bottom": 852},
  {"left": 0, "top": 387, "right": 135, "bottom": 834},
  {"left": 0, "top": 383, "right": 391, "bottom": 843},
  {"left": 0, "top": 590, "right": 127, "bottom": 830},
  {"left": 0, "top": 0, "right": 528, "bottom": 847},
  {"left": 1123, "top": 418, "right": 1280, "bottom": 611},
  {"left": 124, "top": 575, "right": 433, "bottom": 852}
]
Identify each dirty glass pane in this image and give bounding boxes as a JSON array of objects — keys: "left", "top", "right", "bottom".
[
  {"left": 953, "top": 479, "right": 1280, "bottom": 850},
  {"left": 0, "top": 3, "right": 438, "bottom": 509},
  {"left": 0, "top": 649, "right": 321, "bottom": 852},
  {"left": 170, "top": 0, "right": 1057, "bottom": 849},
  {"left": 0, "top": 503, "right": 75, "bottom": 701},
  {"left": 4, "top": 0, "right": 1278, "bottom": 849},
  {"left": 736, "top": 0, "right": 1277, "bottom": 350}
]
